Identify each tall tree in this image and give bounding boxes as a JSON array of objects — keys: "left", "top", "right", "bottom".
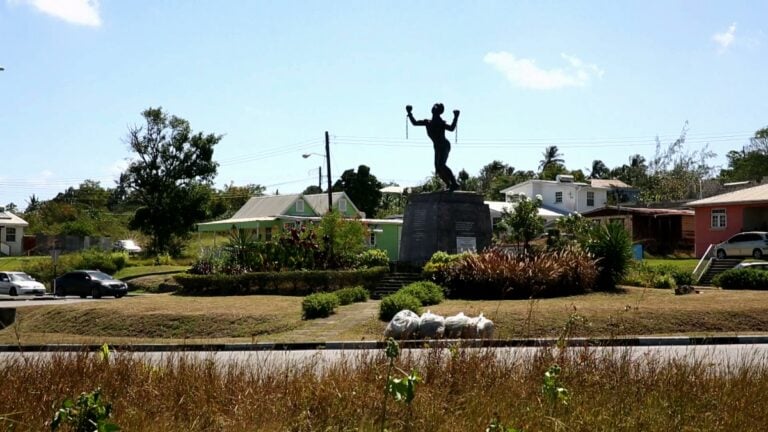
[
  {"left": 588, "top": 160, "right": 610, "bottom": 179},
  {"left": 122, "top": 107, "right": 221, "bottom": 254},
  {"left": 720, "top": 126, "right": 768, "bottom": 183},
  {"left": 332, "top": 164, "right": 382, "bottom": 218},
  {"left": 538, "top": 146, "right": 567, "bottom": 180},
  {"left": 641, "top": 122, "right": 716, "bottom": 203},
  {"left": 539, "top": 146, "right": 565, "bottom": 171}
]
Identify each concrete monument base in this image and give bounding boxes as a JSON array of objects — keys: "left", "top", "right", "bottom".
[{"left": 398, "top": 192, "right": 492, "bottom": 265}]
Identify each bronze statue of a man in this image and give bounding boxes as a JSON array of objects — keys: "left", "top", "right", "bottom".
[{"left": 406, "top": 103, "right": 460, "bottom": 191}]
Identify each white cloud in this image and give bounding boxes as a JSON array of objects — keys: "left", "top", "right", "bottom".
[
  {"left": 712, "top": 23, "right": 736, "bottom": 53},
  {"left": 483, "top": 52, "right": 604, "bottom": 90},
  {"left": 12, "top": 0, "right": 101, "bottom": 27}
]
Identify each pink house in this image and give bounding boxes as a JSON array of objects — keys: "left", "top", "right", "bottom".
[{"left": 687, "top": 183, "right": 768, "bottom": 257}]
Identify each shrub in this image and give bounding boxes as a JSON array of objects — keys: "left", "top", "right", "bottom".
[
  {"left": 379, "top": 292, "right": 422, "bottom": 321},
  {"left": 651, "top": 274, "right": 677, "bottom": 289},
  {"left": 334, "top": 286, "right": 369, "bottom": 305},
  {"left": 422, "top": 251, "right": 466, "bottom": 284},
  {"left": 586, "top": 222, "right": 633, "bottom": 291},
  {"left": 399, "top": 281, "right": 444, "bottom": 306},
  {"left": 175, "top": 267, "right": 388, "bottom": 296},
  {"left": 356, "top": 249, "right": 390, "bottom": 269},
  {"left": 714, "top": 269, "right": 768, "bottom": 290},
  {"left": 302, "top": 292, "right": 340, "bottom": 319}
]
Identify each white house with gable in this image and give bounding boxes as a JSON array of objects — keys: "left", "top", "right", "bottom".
[
  {"left": 0, "top": 206, "right": 28, "bottom": 256},
  {"left": 500, "top": 175, "right": 609, "bottom": 215}
]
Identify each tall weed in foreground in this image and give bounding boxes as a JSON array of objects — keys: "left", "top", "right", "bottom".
[{"left": 2, "top": 347, "right": 768, "bottom": 430}]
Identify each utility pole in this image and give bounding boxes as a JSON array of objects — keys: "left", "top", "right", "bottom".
[
  {"left": 325, "top": 131, "right": 332, "bottom": 212},
  {"left": 318, "top": 166, "right": 322, "bottom": 190}
]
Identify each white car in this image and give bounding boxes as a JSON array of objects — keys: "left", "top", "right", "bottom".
[
  {"left": 0, "top": 271, "right": 46, "bottom": 296},
  {"left": 734, "top": 261, "right": 768, "bottom": 271},
  {"left": 114, "top": 239, "right": 142, "bottom": 254},
  {"left": 715, "top": 231, "right": 768, "bottom": 259}
]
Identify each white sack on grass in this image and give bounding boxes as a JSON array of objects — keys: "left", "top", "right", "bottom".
[
  {"left": 384, "top": 310, "right": 421, "bottom": 339},
  {"left": 419, "top": 310, "right": 445, "bottom": 339},
  {"left": 444, "top": 312, "right": 470, "bottom": 338},
  {"left": 476, "top": 313, "right": 495, "bottom": 339},
  {"left": 462, "top": 316, "right": 481, "bottom": 339}
]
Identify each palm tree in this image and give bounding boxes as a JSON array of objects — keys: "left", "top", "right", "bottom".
[
  {"left": 588, "top": 160, "right": 609, "bottom": 179},
  {"left": 539, "top": 146, "right": 565, "bottom": 171}
]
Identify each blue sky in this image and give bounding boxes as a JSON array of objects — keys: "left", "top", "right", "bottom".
[{"left": 1, "top": 0, "right": 767, "bottom": 210}]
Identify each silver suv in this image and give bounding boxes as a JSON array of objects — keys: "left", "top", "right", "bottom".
[{"left": 715, "top": 232, "right": 768, "bottom": 259}]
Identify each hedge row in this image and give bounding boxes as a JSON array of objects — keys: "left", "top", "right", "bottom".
[
  {"left": 174, "top": 266, "right": 388, "bottom": 296},
  {"left": 713, "top": 268, "right": 768, "bottom": 290}
]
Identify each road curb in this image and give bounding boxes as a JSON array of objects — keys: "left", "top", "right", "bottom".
[{"left": 2, "top": 335, "right": 768, "bottom": 352}]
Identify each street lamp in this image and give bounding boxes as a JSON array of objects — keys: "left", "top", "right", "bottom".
[{"left": 302, "top": 131, "right": 333, "bottom": 212}]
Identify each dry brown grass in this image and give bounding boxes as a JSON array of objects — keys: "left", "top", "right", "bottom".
[
  {"left": 2, "top": 346, "right": 768, "bottom": 431},
  {"left": 0, "top": 294, "right": 305, "bottom": 344}
]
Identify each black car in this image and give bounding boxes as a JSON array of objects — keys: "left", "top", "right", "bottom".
[{"left": 54, "top": 270, "right": 128, "bottom": 299}]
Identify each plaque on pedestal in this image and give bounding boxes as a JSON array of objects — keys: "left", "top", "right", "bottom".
[{"left": 398, "top": 192, "right": 492, "bottom": 265}]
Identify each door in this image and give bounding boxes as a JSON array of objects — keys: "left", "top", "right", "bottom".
[{"left": 727, "top": 234, "right": 748, "bottom": 256}]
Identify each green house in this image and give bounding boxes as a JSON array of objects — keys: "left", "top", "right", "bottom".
[{"left": 197, "top": 192, "right": 403, "bottom": 261}]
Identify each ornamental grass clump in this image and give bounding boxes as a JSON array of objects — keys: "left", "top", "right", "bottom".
[{"left": 445, "top": 247, "right": 597, "bottom": 299}]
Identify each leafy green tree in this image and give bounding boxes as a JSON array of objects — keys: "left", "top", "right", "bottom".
[
  {"left": 302, "top": 185, "right": 323, "bottom": 194},
  {"left": 499, "top": 194, "right": 545, "bottom": 252},
  {"left": 122, "top": 107, "right": 221, "bottom": 255},
  {"left": 720, "top": 126, "right": 768, "bottom": 183},
  {"left": 4, "top": 203, "right": 17, "bottom": 213},
  {"left": 332, "top": 164, "right": 382, "bottom": 218},
  {"left": 316, "top": 210, "right": 368, "bottom": 268}
]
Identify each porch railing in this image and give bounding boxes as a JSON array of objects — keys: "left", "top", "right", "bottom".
[{"left": 692, "top": 244, "right": 715, "bottom": 283}]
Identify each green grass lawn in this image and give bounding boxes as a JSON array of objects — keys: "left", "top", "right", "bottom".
[
  {"left": 0, "top": 256, "right": 48, "bottom": 271},
  {"left": 114, "top": 265, "right": 189, "bottom": 280},
  {"left": 642, "top": 258, "right": 699, "bottom": 273}
]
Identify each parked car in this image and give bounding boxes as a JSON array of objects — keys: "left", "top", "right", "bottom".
[
  {"left": 715, "top": 232, "right": 768, "bottom": 259},
  {"left": 54, "top": 270, "right": 128, "bottom": 299},
  {"left": 734, "top": 261, "right": 768, "bottom": 271},
  {"left": 0, "top": 272, "right": 46, "bottom": 296},
  {"left": 113, "top": 239, "right": 142, "bottom": 254}
]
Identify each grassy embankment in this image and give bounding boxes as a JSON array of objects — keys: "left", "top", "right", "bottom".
[{"left": 4, "top": 287, "right": 768, "bottom": 345}]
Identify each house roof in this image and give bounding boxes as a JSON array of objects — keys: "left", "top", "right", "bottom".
[
  {"left": 500, "top": 179, "right": 608, "bottom": 194},
  {"left": 582, "top": 206, "right": 694, "bottom": 217},
  {"left": 589, "top": 179, "right": 633, "bottom": 189},
  {"left": 231, "top": 194, "right": 300, "bottom": 219},
  {"left": 303, "top": 192, "right": 362, "bottom": 216},
  {"left": 485, "top": 201, "right": 567, "bottom": 221},
  {"left": 380, "top": 185, "right": 407, "bottom": 194},
  {"left": 686, "top": 183, "right": 768, "bottom": 207},
  {"left": 0, "top": 210, "right": 28, "bottom": 227}
]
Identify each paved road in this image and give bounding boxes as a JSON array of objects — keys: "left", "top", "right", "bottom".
[
  {"left": 0, "top": 295, "right": 96, "bottom": 308},
  {"left": 3, "top": 344, "right": 768, "bottom": 370}
]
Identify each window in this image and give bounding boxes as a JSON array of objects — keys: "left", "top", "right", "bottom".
[
  {"left": 338, "top": 198, "right": 347, "bottom": 212},
  {"left": 5, "top": 227, "right": 15, "bottom": 243},
  {"left": 711, "top": 209, "right": 726, "bottom": 229},
  {"left": 265, "top": 227, "right": 272, "bottom": 241},
  {"left": 586, "top": 191, "right": 595, "bottom": 207},
  {"left": 508, "top": 194, "right": 520, "bottom": 203},
  {"left": 555, "top": 192, "right": 563, "bottom": 203},
  {"left": 295, "top": 199, "right": 304, "bottom": 213}
]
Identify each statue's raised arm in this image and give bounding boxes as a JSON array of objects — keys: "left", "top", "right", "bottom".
[{"left": 406, "top": 105, "right": 428, "bottom": 126}]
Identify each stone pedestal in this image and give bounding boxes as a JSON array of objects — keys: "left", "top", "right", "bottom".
[{"left": 399, "top": 192, "right": 492, "bottom": 265}]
